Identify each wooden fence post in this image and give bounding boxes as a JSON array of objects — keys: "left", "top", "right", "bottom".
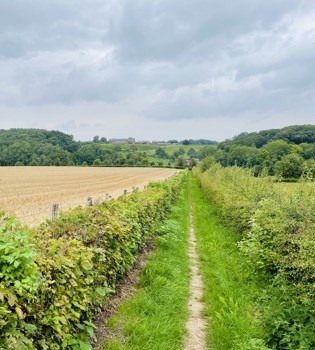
[
  {"left": 86, "top": 197, "right": 93, "bottom": 207},
  {"left": 124, "top": 189, "right": 128, "bottom": 195},
  {"left": 52, "top": 203, "right": 59, "bottom": 220}
]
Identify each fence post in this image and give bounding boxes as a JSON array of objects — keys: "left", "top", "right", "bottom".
[
  {"left": 52, "top": 203, "right": 59, "bottom": 220},
  {"left": 124, "top": 189, "right": 128, "bottom": 195},
  {"left": 86, "top": 197, "right": 93, "bottom": 207},
  {"left": 105, "top": 193, "right": 109, "bottom": 200}
]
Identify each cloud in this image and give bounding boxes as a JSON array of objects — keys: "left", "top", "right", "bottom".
[{"left": 0, "top": 0, "right": 314, "bottom": 140}]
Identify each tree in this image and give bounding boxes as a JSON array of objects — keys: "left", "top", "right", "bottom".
[
  {"left": 274, "top": 154, "right": 304, "bottom": 179},
  {"left": 172, "top": 147, "right": 185, "bottom": 159},
  {"left": 93, "top": 136, "right": 100, "bottom": 143},
  {"left": 182, "top": 139, "right": 190, "bottom": 145},
  {"left": 100, "top": 137, "right": 107, "bottom": 143},
  {"left": 176, "top": 155, "right": 186, "bottom": 168},
  {"left": 187, "top": 148, "right": 197, "bottom": 158},
  {"left": 227, "top": 145, "right": 258, "bottom": 167},
  {"left": 155, "top": 147, "right": 168, "bottom": 159},
  {"left": 92, "top": 158, "right": 102, "bottom": 167}
]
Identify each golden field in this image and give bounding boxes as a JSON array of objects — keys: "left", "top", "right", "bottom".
[{"left": 0, "top": 167, "right": 178, "bottom": 226}]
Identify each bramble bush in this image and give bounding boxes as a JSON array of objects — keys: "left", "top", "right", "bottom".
[
  {"left": 195, "top": 163, "right": 315, "bottom": 349},
  {"left": 0, "top": 174, "right": 183, "bottom": 349}
]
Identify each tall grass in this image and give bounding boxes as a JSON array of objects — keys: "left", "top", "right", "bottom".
[
  {"left": 195, "top": 163, "right": 315, "bottom": 349},
  {"left": 190, "top": 175, "right": 266, "bottom": 350}
]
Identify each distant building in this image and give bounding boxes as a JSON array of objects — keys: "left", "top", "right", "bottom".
[
  {"left": 137, "top": 140, "right": 151, "bottom": 144},
  {"left": 109, "top": 137, "right": 135, "bottom": 144}
]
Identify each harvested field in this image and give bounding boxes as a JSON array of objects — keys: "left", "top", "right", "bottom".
[{"left": 0, "top": 167, "right": 178, "bottom": 226}]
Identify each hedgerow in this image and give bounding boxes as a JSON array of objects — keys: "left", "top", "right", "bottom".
[
  {"left": 0, "top": 173, "right": 183, "bottom": 349},
  {"left": 195, "top": 164, "right": 315, "bottom": 349}
]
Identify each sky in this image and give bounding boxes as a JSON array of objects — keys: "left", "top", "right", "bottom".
[{"left": 0, "top": 0, "right": 314, "bottom": 142}]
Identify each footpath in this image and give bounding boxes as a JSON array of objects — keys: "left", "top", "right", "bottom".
[
  {"left": 94, "top": 174, "right": 209, "bottom": 350},
  {"left": 184, "top": 212, "right": 207, "bottom": 350}
]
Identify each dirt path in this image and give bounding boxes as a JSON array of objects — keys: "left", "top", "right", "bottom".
[{"left": 184, "top": 213, "right": 207, "bottom": 350}]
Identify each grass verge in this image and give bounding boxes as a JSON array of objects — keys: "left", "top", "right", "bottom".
[
  {"left": 97, "top": 174, "right": 190, "bottom": 350},
  {"left": 190, "top": 174, "right": 267, "bottom": 350}
]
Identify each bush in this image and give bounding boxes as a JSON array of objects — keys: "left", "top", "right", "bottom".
[
  {"left": 0, "top": 174, "right": 184, "bottom": 349},
  {"left": 194, "top": 165, "right": 315, "bottom": 348}
]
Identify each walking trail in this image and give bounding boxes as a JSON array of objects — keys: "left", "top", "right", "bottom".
[{"left": 184, "top": 213, "right": 208, "bottom": 350}]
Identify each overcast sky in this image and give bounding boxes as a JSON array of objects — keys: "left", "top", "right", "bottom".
[{"left": 0, "top": 0, "right": 314, "bottom": 141}]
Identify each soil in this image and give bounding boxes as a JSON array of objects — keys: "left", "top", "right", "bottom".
[
  {"left": 92, "top": 241, "right": 154, "bottom": 349},
  {"left": 184, "top": 214, "right": 207, "bottom": 350}
]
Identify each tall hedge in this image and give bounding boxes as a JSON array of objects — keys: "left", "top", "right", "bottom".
[
  {"left": 0, "top": 173, "right": 183, "bottom": 349},
  {"left": 195, "top": 164, "right": 315, "bottom": 349}
]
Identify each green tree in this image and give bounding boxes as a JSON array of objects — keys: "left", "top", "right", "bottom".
[
  {"left": 187, "top": 148, "right": 197, "bottom": 158},
  {"left": 274, "top": 153, "right": 304, "bottom": 179},
  {"left": 155, "top": 147, "right": 169, "bottom": 159},
  {"left": 226, "top": 145, "right": 258, "bottom": 167},
  {"left": 176, "top": 155, "right": 186, "bottom": 168},
  {"left": 92, "top": 158, "right": 102, "bottom": 167}
]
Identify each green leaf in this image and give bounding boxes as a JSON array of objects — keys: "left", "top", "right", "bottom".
[
  {"left": 95, "top": 288, "right": 107, "bottom": 296},
  {"left": 79, "top": 341, "right": 92, "bottom": 350}
]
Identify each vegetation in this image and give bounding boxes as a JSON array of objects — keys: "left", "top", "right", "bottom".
[
  {"left": 0, "top": 174, "right": 183, "bottom": 349},
  {"left": 196, "top": 162, "right": 315, "bottom": 349},
  {"left": 191, "top": 175, "right": 266, "bottom": 349},
  {"left": 0, "top": 129, "right": 210, "bottom": 168},
  {"left": 100, "top": 173, "right": 190, "bottom": 350},
  {"left": 210, "top": 125, "right": 315, "bottom": 180}
]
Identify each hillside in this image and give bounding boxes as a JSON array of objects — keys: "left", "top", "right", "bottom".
[
  {"left": 207, "top": 124, "right": 315, "bottom": 180},
  {"left": 0, "top": 129, "right": 212, "bottom": 167},
  {"left": 221, "top": 124, "right": 315, "bottom": 148}
]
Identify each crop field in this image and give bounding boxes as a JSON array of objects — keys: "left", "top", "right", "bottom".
[
  {"left": 0, "top": 166, "right": 178, "bottom": 226},
  {"left": 101, "top": 143, "right": 213, "bottom": 155}
]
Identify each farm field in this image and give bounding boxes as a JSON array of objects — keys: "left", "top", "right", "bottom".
[
  {"left": 0, "top": 166, "right": 178, "bottom": 226},
  {"left": 101, "top": 143, "right": 214, "bottom": 156}
]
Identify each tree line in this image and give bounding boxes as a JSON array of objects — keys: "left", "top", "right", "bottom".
[
  {"left": 0, "top": 129, "right": 202, "bottom": 168},
  {"left": 203, "top": 125, "right": 315, "bottom": 180}
]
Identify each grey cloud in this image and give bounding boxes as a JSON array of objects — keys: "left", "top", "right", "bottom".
[
  {"left": 108, "top": 0, "right": 298, "bottom": 63},
  {"left": 0, "top": 0, "right": 314, "bottom": 141}
]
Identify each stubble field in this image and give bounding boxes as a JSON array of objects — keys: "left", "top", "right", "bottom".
[{"left": 0, "top": 167, "right": 178, "bottom": 226}]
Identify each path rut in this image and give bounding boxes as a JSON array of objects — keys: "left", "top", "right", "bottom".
[{"left": 184, "top": 213, "right": 207, "bottom": 350}]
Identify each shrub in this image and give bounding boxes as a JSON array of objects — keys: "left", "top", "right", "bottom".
[
  {"left": 0, "top": 174, "right": 184, "bottom": 349},
  {"left": 194, "top": 165, "right": 315, "bottom": 348}
]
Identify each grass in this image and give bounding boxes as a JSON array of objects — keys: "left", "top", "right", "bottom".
[
  {"left": 190, "top": 175, "right": 267, "bottom": 350},
  {"left": 98, "top": 173, "right": 190, "bottom": 350},
  {"left": 101, "top": 143, "right": 213, "bottom": 155}
]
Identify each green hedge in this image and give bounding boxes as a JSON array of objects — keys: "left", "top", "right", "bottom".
[
  {"left": 195, "top": 164, "right": 315, "bottom": 349},
  {"left": 0, "top": 173, "right": 183, "bottom": 350}
]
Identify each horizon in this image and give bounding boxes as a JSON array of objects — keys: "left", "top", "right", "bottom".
[{"left": 0, "top": 123, "right": 313, "bottom": 144}]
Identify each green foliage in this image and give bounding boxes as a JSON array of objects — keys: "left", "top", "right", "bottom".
[
  {"left": 274, "top": 153, "right": 304, "bottom": 179},
  {"left": 221, "top": 125, "right": 315, "bottom": 148},
  {"left": 101, "top": 175, "right": 190, "bottom": 350},
  {"left": 190, "top": 176, "right": 267, "bottom": 349},
  {"left": 154, "top": 147, "right": 169, "bottom": 159},
  {"left": 215, "top": 125, "right": 315, "bottom": 180},
  {"left": 195, "top": 164, "right": 315, "bottom": 348},
  {"left": 0, "top": 175, "right": 184, "bottom": 349},
  {"left": 0, "top": 214, "right": 40, "bottom": 350}
]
